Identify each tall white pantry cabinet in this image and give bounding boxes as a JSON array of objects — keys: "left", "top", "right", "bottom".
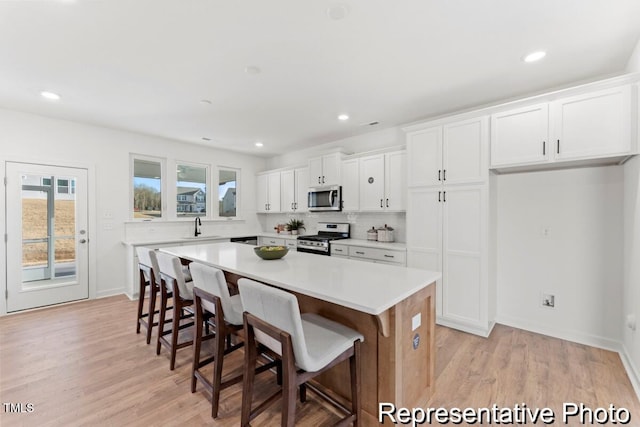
[{"left": 404, "top": 116, "right": 496, "bottom": 337}]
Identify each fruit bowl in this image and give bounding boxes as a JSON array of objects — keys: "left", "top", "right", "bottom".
[{"left": 253, "top": 246, "right": 289, "bottom": 260}]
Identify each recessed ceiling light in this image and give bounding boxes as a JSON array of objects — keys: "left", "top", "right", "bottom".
[
  {"left": 338, "top": 114, "right": 349, "bottom": 121},
  {"left": 523, "top": 51, "right": 546, "bottom": 63},
  {"left": 327, "top": 4, "right": 349, "bottom": 20},
  {"left": 255, "top": 142, "right": 264, "bottom": 147},
  {"left": 245, "top": 66, "right": 261, "bottom": 75},
  {"left": 41, "top": 91, "right": 61, "bottom": 101}
]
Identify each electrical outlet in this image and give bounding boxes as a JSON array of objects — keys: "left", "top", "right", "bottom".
[{"left": 542, "top": 294, "right": 555, "bottom": 308}]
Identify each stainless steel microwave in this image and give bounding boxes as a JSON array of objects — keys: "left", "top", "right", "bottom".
[{"left": 308, "top": 185, "right": 342, "bottom": 212}]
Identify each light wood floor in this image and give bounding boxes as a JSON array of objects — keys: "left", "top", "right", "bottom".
[{"left": 1, "top": 295, "right": 638, "bottom": 426}]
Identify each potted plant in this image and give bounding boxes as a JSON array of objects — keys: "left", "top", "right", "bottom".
[{"left": 287, "top": 218, "right": 305, "bottom": 235}]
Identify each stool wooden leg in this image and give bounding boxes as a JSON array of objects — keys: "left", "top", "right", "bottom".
[
  {"left": 211, "top": 323, "right": 226, "bottom": 418},
  {"left": 156, "top": 285, "right": 167, "bottom": 356},
  {"left": 146, "top": 283, "right": 157, "bottom": 345},
  {"left": 136, "top": 271, "right": 146, "bottom": 334},
  {"left": 191, "top": 304, "right": 203, "bottom": 393},
  {"left": 281, "top": 340, "right": 297, "bottom": 427},
  {"left": 350, "top": 340, "right": 361, "bottom": 426},
  {"left": 169, "top": 301, "right": 180, "bottom": 370},
  {"left": 241, "top": 328, "right": 257, "bottom": 427}
]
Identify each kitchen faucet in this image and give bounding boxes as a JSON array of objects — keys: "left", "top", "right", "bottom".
[{"left": 194, "top": 217, "right": 202, "bottom": 237}]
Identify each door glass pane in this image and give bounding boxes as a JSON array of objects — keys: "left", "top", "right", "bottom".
[
  {"left": 133, "top": 159, "right": 162, "bottom": 219},
  {"left": 219, "top": 169, "right": 237, "bottom": 217},
  {"left": 177, "top": 164, "right": 207, "bottom": 217},
  {"left": 21, "top": 174, "right": 78, "bottom": 284}
]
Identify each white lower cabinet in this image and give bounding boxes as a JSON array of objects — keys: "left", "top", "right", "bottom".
[
  {"left": 285, "top": 240, "right": 297, "bottom": 249},
  {"left": 331, "top": 243, "right": 406, "bottom": 266},
  {"left": 407, "top": 185, "right": 493, "bottom": 336}
]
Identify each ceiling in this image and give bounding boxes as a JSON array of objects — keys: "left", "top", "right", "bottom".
[{"left": 1, "top": 1, "right": 639, "bottom": 157}]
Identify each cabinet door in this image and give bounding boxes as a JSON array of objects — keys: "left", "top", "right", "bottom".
[
  {"left": 551, "top": 86, "right": 632, "bottom": 161},
  {"left": 490, "top": 104, "right": 549, "bottom": 167},
  {"left": 341, "top": 159, "right": 359, "bottom": 211},
  {"left": 321, "top": 153, "right": 342, "bottom": 186},
  {"left": 384, "top": 151, "right": 406, "bottom": 211},
  {"left": 442, "top": 186, "right": 484, "bottom": 325},
  {"left": 294, "top": 168, "right": 309, "bottom": 212},
  {"left": 280, "top": 170, "right": 295, "bottom": 213},
  {"left": 407, "top": 188, "right": 443, "bottom": 314},
  {"left": 256, "top": 174, "right": 269, "bottom": 213},
  {"left": 443, "top": 117, "right": 487, "bottom": 185},
  {"left": 308, "top": 157, "right": 323, "bottom": 186},
  {"left": 406, "top": 127, "right": 442, "bottom": 187},
  {"left": 267, "top": 172, "right": 281, "bottom": 213},
  {"left": 359, "top": 154, "right": 385, "bottom": 211}
]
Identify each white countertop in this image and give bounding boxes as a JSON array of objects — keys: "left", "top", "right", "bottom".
[{"left": 160, "top": 242, "right": 439, "bottom": 315}]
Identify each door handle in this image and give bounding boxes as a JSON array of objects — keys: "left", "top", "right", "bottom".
[
  {"left": 543, "top": 141, "right": 546, "bottom": 155},
  {"left": 380, "top": 199, "right": 383, "bottom": 208},
  {"left": 443, "top": 169, "right": 446, "bottom": 181},
  {"left": 438, "top": 170, "right": 441, "bottom": 181},
  {"left": 438, "top": 191, "right": 441, "bottom": 202},
  {"left": 443, "top": 191, "right": 446, "bottom": 202},
  {"left": 557, "top": 139, "right": 560, "bottom": 154},
  {"left": 318, "top": 176, "right": 321, "bottom": 184},
  {"left": 386, "top": 198, "right": 389, "bottom": 208},
  {"left": 79, "top": 239, "right": 87, "bottom": 244}
]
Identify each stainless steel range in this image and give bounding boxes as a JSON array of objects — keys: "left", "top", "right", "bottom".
[{"left": 297, "top": 222, "right": 350, "bottom": 256}]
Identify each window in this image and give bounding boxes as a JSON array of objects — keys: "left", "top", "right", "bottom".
[
  {"left": 176, "top": 163, "right": 208, "bottom": 217},
  {"left": 70, "top": 179, "right": 76, "bottom": 194},
  {"left": 42, "top": 177, "right": 52, "bottom": 186},
  {"left": 218, "top": 168, "right": 238, "bottom": 217},
  {"left": 132, "top": 156, "right": 163, "bottom": 219},
  {"left": 57, "top": 179, "right": 69, "bottom": 194}
]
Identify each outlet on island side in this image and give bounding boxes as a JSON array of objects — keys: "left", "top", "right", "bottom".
[{"left": 542, "top": 293, "right": 555, "bottom": 308}]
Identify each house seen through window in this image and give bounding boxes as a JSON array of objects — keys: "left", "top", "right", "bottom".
[
  {"left": 177, "top": 163, "right": 207, "bottom": 217},
  {"left": 218, "top": 169, "right": 237, "bottom": 217}
]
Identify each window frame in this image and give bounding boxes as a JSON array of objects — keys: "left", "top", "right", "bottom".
[
  {"left": 130, "top": 154, "right": 166, "bottom": 221},
  {"left": 174, "top": 160, "right": 210, "bottom": 220},
  {"left": 214, "top": 166, "right": 241, "bottom": 220}
]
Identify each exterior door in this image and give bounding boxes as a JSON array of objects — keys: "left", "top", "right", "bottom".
[{"left": 5, "top": 162, "right": 89, "bottom": 312}]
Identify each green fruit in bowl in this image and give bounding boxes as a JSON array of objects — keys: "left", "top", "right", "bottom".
[
  {"left": 260, "top": 246, "right": 285, "bottom": 251},
  {"left": 254, "top": 246, "right": 289, "bottom": 259}
]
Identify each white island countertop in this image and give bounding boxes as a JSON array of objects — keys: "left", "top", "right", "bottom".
[{"left": 160, "top": 242, "right": 440, "bottom": 316}]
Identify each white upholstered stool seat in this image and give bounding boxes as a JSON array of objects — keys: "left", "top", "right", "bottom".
[
  {"left": 238, "top": 278, "right": 363, "bottom": 427},
  {"left": 155, "top": 252, "right": 195, "bottom": 370},
  {"left": 189, "top": 263, "right": 277, "bottom": 419}
]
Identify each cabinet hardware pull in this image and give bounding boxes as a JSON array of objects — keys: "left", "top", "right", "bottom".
[
  {"left": 443, "top": 169, "right": 446, "bottom": 181},
  {"left": 438, "top": 191, "right": 441, "bottom": 202},
  {"left": 355, "top": 251, "right": 365, "bottom": 255},
  {"left": 384, "top": 254, "right": 394, "bottom": 258},
  {"left": 543, "top": 141, "right": 546, "bottom": 155},
  {"left": 386, "top": 198, "right": 389, "bottom": 208},
  {"left": 295, "top": 202, "right": 297, "bottom": 209},
  {"left": 438, "top": 170, "right": 441, "bottom": 181},
  {"left": 380, "top": 199, "right": 383, "bottom": 208},
  {"left": 318, "top": 176, "right": 321, "bottom": 184},
  {"left": 322, "top": 176, "right": 325, "bottom": 184},
  {"left": 443, "top": 191, "right": 446, "bottom": 202},
  {"left": 557, "top": 139, "right": 560, "bottom": 154}
]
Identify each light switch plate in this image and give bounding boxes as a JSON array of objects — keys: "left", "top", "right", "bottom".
[{"left": 412, "top": 313, "right": 421, "bottom": 331}]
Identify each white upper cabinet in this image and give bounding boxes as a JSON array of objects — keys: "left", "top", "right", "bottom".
[
  {"left": 359, "top": 151, "right": 406, "bottom": 211},
  {"left": 490, "top": 103, "right": 549, "bottom": 167},
  {"left": 407, "top": 116, "right": 488, "bottom": 187},
  {"left": 550, "top": 86, "right": 632, "bottom": 161},
  {"left": 490, "top": 84, "right": 635, "bottom": 169},
  {"left": 281, "top": 167, "right": 309, "bottom": 213},
  {"left": 256, "top": 171, "right": 281, "bottom": 213},
  {"left": 308, "top": 153, "right": 342, "bottom": 186},
  {"left": 407, "top": 126, "right": 442, "bottom": 187},
  {"left": 341, "top": 158, "right": 359, "bottom": 211}
]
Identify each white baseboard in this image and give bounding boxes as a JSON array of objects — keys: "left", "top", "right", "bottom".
[
  {"left": 96, "top": 288, "right": 129, "bottom": 300},
  {"left": 495, "top": 314, "right": 621, "bottom": 352},
  {"left": 436, "top": 316, "right": 493, "bottom": 338},
  {"left": 619, "top": 344, "right": 640, "bottom": 402}
]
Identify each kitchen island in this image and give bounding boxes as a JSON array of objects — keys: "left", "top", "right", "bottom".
[{"left": 160, "top": 242, "right": 440, "bottom": 426}]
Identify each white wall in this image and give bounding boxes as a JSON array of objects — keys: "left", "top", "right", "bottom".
[
  {"left": 623, "top": 156, "right": 640, "bottom": 395},
  {"left": 626, "top": 38, "right": 640, "bottom": 73},
  {"left": 496, "top": 166, "right": 624, "bottom": 349},
  {"left": 266, "top": 127, "right": 403, "bottom": 170},
  {"left": 0, "top": 108, "right": 265, "bottom": 312}
]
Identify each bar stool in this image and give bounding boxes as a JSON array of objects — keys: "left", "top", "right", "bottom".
[
  {"left": 238, "top": 278, "right": 363, "bottom": 427},
  {"left": 189, "top": 263, "right": 245, "bottom": 418},
  {"left": 135, "top": 247, "right": 161, "bottom": 344},
  {"left": 155, "top": 252, "right": 195, "bottom": 370}
]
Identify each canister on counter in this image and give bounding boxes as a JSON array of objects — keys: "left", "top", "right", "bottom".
[{"left": 367, "top": 226, "right": 378, "bottom": 241}]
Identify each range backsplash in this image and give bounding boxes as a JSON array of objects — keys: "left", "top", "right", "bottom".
[{"left": 258, "top": 211, "right": 406, "bottom": 242}]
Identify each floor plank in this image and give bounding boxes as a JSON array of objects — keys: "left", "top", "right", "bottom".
[{"left": 1, "top": 295, "right": 638, "bottom": 426}]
